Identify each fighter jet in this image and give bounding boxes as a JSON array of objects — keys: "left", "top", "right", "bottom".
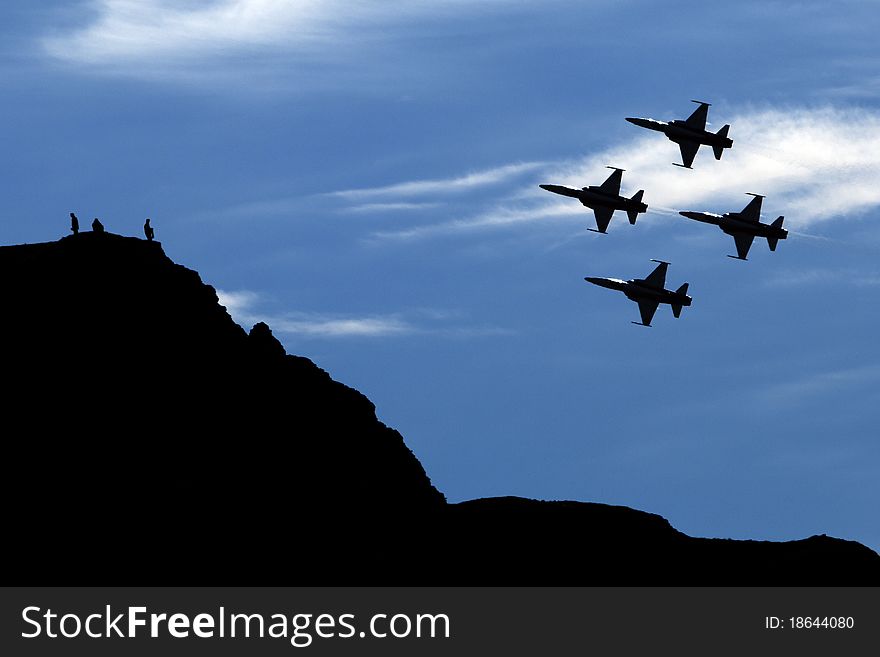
[
  {"left": 539, "top": 167, "right": 647, "bottom": 234},
  {"left": 585, "top": 260, "right": 691, "bottom": 327},
  {"left": 626, "top": 101, "right": 733, "bottom": 169},
  {"left": 679, "top": 193, "right": 787, "bottom": 260}
]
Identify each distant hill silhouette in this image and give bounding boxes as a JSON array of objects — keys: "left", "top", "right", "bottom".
[{"left": 2, "top": 233, "right": 878, "bottom": 584}]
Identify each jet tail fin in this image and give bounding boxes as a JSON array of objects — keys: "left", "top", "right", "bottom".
[
  {"left": 627, "top": 190, "right": 645, "bottom": 224},
  {"left": 672, "top": 283, "right": 689, "bottom": 318},
  {"left": 713, "top": 125, "right": 730, "bottom": 159},
  {"left": 768, "top": 216, "right": 784, "bottom": 251}
]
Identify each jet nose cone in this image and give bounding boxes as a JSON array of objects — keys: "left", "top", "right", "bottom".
[
  {"left": 584, "top": 277, "right": 602, "bottom": 285},
  {"left": 625, "top": 117, "right": 657, "bottom": 130},
  {"left": 540, "top": 184, "right": 572, "bottom": 197}
]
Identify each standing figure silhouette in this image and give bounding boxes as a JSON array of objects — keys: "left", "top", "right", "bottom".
[
  {"left": 92, "top": 218, "right": 104, "bottom": 233},
  {"left": 70, "top": 212, "right": 79, "bottom": 235},
  {"left": 144, "top": 218, "right": 154, "bottom": 241}
]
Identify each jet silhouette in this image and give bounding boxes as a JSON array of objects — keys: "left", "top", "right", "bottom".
[
  {"left": 585, "top": 260, "right": 691, "bottom": 327},
  {"left": 679, "top": 193, "right": 787, "bottom": 260},
  {"left": 626, "top": 101, "right": 732, "bottom": 168},
  {"left": 539, "top": 167, "right": 647, "bottom": 233}
]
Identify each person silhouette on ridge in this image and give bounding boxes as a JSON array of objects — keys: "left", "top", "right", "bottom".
[
  {"left": 70, "top": 212, "right": 79, "bottom": 235},
  {"left": 92, "top": 218, "right": 104, "bottom": 233},
  {"left": 144, "top": 218, "right": 154, "bottom": 241}
]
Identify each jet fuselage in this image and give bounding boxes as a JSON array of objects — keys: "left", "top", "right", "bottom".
[
  {"left": 679, "top": 211, "right": 789, "bottom": 240},
  {"left": 539, "top": 184, "right": 647, "bottom": 214},
  {"left": 625, "top": 117, "right": 733, "bottom": 149},
  {"left": 584, "top": 277, "right": 692, "bottom": 307}
]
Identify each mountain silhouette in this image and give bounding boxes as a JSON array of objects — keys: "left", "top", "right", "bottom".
[{"left": 3, "top": 233, "right": 878, "bottom": 584}]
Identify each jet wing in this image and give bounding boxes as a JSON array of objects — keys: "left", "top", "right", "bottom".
[
  {"left": 637, "top": 300, "right": 659, "bottom": 327},
  {"left": 677, "top": 140, "right": 701, "bottom": 168},
  {"left": 643, "top": 261, "right": 668, "bottom": 289},
  {"left": 592, "top": 206, "right": 614, "bottom": 233},
  {"left": 597, "top": 168, "right": 623, "bottom": 195},
  {"left": 732, "top": 232, "right": 755, "bottom": 260},
  {"left": 684, "top": 102, "right": 709, "bottom": 130},
  {"left": 739, "top": 195, "right": 763, "bottom": 223}
]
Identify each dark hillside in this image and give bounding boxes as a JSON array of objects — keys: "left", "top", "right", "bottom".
[
  {"left": 2, "top": 234, "right": 877, "bottom": 584},
  {"left": 2, "top": 233, "right": 443, "bottom": 578}
]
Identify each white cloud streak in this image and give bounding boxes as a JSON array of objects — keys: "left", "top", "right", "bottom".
[
  {"left": 372, "top": 201, "right": 576, "bottom": 241},
  {"left": 44, "top": 1, "right": 324, "bottom": 63},
  {"left": 218, "top": 288, "right": 412, "bottom": 337},
  {"left": 216, "top": 289, "right": 511, "bottom": 339},
  {"left": 341, "top": 202, "right": 441, "bottom": 214},
  {"left": 216, "top": 288, "right": 261, "bottom": 319},
  {"left": 270, "top": 314, "right": 415, "bottom": 338},
  {"left": 329, "top": 162, "right": 546, "bottom": 200},
  {"left": 761, "top": 364, "right": 880, "bottom": 406},
  {"left": 42, "top": 0, "right": 521, "bottom": 76},
  {"left": 368, "top": 106, "right": 880, "bottom": 241},
  {"left": 764, "top": 267, "right": 880, "bottom": 288}
]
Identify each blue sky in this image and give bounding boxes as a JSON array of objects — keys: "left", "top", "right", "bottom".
[{"left": 3, "top": 0, "right": 879, "bottom": 551}]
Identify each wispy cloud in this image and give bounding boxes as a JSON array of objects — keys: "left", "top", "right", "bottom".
[
  {"left": 329, "top": 162, "right": 546, "bottom": 200},
  {"left": 42, "top": 1, "right": 378, "bottom": 63},
  {"left": 760, "top": 364, "right": 880, "bottom": 406},
  {"left": 372, "top": 201, "right": 576, "bottom": 242},
  {"left": 823, "top": 76, "right": 880, "bottom": 100},
  {"left": 41, "top": 0, "right": 525, "bottom": 80},
  {"left": 367, "top": 106, "right": 880, "bottom": 241},
  {"left": 269, "top": 314, "right": 415, "bottom": 338},
  {"left": 216, "top": 288, "right": 261, "bottom": 318},
  {"left": 217, "top": 289, "right": 512, "bottom": 339},
  {"left": 340, "top": 202, "right": 441, "bottom": 214},
  {"left": 218, "top": 288, "right": 410, "bottom": 337},
  {"left": 187, "top": 163, "right": 545, "bottom": 223},
  {"left": 765, "top": 267, "right": 880, "bottom": 288}
]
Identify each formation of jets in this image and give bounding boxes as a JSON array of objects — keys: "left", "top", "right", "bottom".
[{"left": 539, "top": 100, "right": 788, "bottom": 326}]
